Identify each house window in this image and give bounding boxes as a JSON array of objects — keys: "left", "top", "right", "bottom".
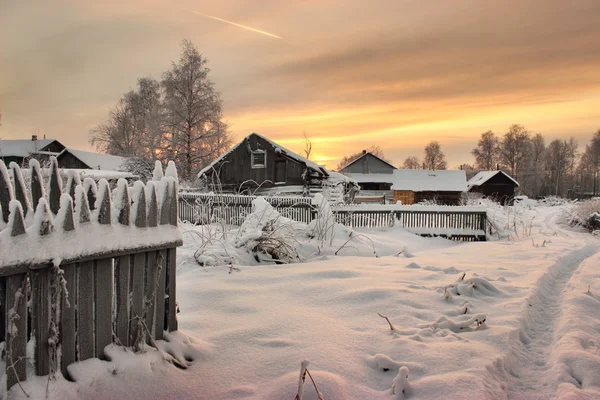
[{"left": 251, "top": 150, "right": 266, "bottom": 168}]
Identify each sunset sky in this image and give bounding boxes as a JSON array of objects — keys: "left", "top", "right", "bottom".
[{"left": 2, "top": 0, "right": 600, "bottom": 168}]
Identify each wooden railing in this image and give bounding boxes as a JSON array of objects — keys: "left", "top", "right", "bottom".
[
  {"left": 332, "top": 205, "right": 487, "bottom": 241},
  {"left": 178, "top": 193, "right": 488, "bottom": 241},
  {"left": 0, "top": 158, "right": 182, "bottom": 392},
  {"left": 178, "top": 192, "right": 315, "bottom": 224}
]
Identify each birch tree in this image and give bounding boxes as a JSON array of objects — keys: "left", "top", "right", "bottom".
[
  {"left": 471, "top": 131, "right": 499, "bottom": 170},
  {"left": 402, "top": 156, "right": 421, "bottom": 169},
  {"left": 423, "top": 141, "right": 447, "bottom": 170}
]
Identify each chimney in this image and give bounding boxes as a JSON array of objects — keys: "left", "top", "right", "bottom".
[
  {"left": 497, "top": 163, "right": 500, "bottom": 171},
  {"left": 31, "top": 134, "right": 38, "bottom": 141},
  {"left": 362, "top": 150, "right": 367, "bottom": 155}
]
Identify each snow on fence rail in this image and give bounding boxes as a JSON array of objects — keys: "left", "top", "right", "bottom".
[
  {"left": 0, "top": 158, "right": 182, "bottom": 392},
  {"left": 179, "top": 192, "right": 315, "bottom": 224},
  {"left": 179, "top": 193, "right": 488, "bottom": 241}
]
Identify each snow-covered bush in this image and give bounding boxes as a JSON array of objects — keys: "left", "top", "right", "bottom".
[
  {"left": 309, "top": 194, "right": 335, "bottom": 246},
  {"left": 561, "top": 198, "right": 600, "bottom": 231},
  {"left": 235, "top": 197, "right": 301, "bottom": 264}
]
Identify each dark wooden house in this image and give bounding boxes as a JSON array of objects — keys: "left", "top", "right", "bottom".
[
  {"left": 0, "top": 137, "right": 65, "bottom": 166},
  {"left": 391, "top": 169, "right": 467, "bottom": 205},
  {"left": 338, "top": 151, "right": 396, "bottom": 191},
  {"left": 56, "top": 148, "right": 127, "bottom": 171},
  {"left": 467, "top": 170, "right": 519, "bottom": 205},
  {"left": 199, "top": 133, "right": 333, "bottom": 195}
]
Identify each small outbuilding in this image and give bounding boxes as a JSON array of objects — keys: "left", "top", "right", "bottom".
[
  {"left": 467, "top": 170, "right": 519, "bottom": 205},
  {"left": 391, "top": 169, "right": 467, "bottom": 205},
  {"left": 56, "top": 148, "right": 127, "bottom": 171}
]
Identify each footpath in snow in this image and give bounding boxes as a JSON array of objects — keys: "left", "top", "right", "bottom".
[{"left": 10, "top": 202, "right": 600, "bottom": 400}]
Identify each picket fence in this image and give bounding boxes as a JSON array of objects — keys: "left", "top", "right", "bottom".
[
  {"left": 179, "top": 193, "right": 488, "bottom": 241},
  {"left": 179, "top": 192, "right": 315, "bottom": 225},
  {"left": 0, "top": 158, "right": 182, "bottom": 392}
]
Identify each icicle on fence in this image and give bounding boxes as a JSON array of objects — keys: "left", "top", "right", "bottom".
[{"left": 0, "top": 158, "right": 182, "bottom": 392}]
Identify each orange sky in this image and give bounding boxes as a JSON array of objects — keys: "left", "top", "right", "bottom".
[{"left": 2, "top": 0, "right": 600, "bottom": 169}]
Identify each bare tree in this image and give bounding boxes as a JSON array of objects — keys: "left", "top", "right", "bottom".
[
  {"left": 402, "top": 156, "right": 420, "bottom": 169},
  {"left": 302, "top": 131, "right": 312, "bottom": 159},
  {"left": 498, "top": 124, "right": 531, "bottom": 180},
  {"left": 162, "top": 39, "right": 231, "bottom": 181},
  {"left": 336, "top": 145, "right": 388, "bottom": 170},
  {"left": 471, "top": 131, "right": 499, "bottom": 170},
  {"left": 423, "top": 141, "right": 447, "bottom": 170},
  {"left": 578, "top": 130, "right": 600, "bottom": 195},
  {"left": 90, "top": 99, "right": 140, "bottom": 156}
]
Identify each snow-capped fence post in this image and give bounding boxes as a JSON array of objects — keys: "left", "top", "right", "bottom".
[{"left": 0, "top": 159, "right": 183, "bottom": 392}]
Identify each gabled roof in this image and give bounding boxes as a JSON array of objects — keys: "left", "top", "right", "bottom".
[
  {"left": 58, "top": 148, "right": 126, "bottom": 171},
  {"left": 198, "top": 132, "right": 328, "bottom": 177},
  {"left": 342, "top": 173, "right": 394, "bottom": 184},
  {"left": 391, "top": 169, "right": 467, "bottom": 192},
  {"left": 339, "top": 151, "right": 397, "bottom": 172},
  {"left": 467, "top": 170, "right": 519, "bottom": 190},
  {"left": 0, "top": 139, "right": 62, "bottom": 158}
]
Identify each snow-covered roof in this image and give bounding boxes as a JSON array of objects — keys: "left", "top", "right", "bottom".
[
  {"left": 339, "top": 152, "right": 397, "bottom": 171},
  {"left": 198, "top": 133, "right": 328, "bottom": 177},
  {"left": 326, "top": 170, "right": 358, "bottom": 185},
  {"left": 0, "top": 139, "right": 60, "bottom": 157},
  {"left": 59, "top": 148, "right": 126, "bottom": 171},
  {"left": 391, "top": 169, "right": 467, "bottom": 192},
  {"left": 467, "top": 170, "right": 519, "bottom": 190},
  {"left": 342, "top": 173, "right": 394, "bottom": 184}
]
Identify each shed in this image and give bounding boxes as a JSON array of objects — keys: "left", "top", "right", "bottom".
[
  {"left": 339, "top": 151, "right": 396, "bottom": 190},
  {"left": 391, "top": 169, "right": 467, "bottom": 205},
  {"left": 199, "top": 133, "right": 350, "bottom": 198},
  {"left": 57, "top": 148, "right": 127, "bottom": 171},
  {"left": 467, "top": 170, "right": 519, "bottom": 204},
  {"left": 0, "top": 137, "right": 65, "bottom": 166}
]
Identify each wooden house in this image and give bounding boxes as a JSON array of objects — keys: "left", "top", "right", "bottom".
[
  {"left": 57, "top": 148, "right": 127, "bottom": 171},
  {"left": 0, "top": 137, "right": 65, "bottom": 166},
  {"left": 338, "top": 151, "right": 396, "bottom": 190},
  {"left": 198, "top": 133, "right": 357, "bottom": 199},
  {"left": 467, "top": 170, "right": 519, "bottom": 205},
  {"left": 391, "top": 169, "right": 467, "bottom": 205}
]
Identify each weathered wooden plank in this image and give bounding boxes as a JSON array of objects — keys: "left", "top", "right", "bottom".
[
  {"left": 132, "top": 182, "right": 147, "bottom": 228},
  {"left": 31, "top": 268, "right": 51, "bottom": 376},
  {"left": 9, "top": 201, "right": 26, "bottom": 237},
  {"left": 116, "top": 179, "right": 130, "bottom": 225},
  {"left": 77, "top": 261, "right": 95, "bottom": 361},
  {"left": 48, "top": 157, "right": 62, "bottom": 215},
  {"left": 167, "top": 247, "right": 177, "bottom": 332},
  {"left": 130, "top": 252, "right": 146, "bottom": 348},
  {"left": 144, "top": 251, "right": 158, "bottom": 344},
  {"left": 83, "top": 178, "right": 97, "bottom": 212},
  {"left": 96, "top": 180, "right": 112, "bottom": 225},
  {"left": 6, "top": 273, "right": 27, "bottom": 391},
  {"left": 60, "top": 264, "right": 77, "bottom": 378},
  {"left": 30, "top": 159, "right": 45, "bottom": 211},
  {"left": 94, "top": 257, "right": 113, "bottom": 359},
  {"left": 0, "top": 161, "right": 14, "bottom": 223},
  {"left": 9, "top": 163, "right": 31, "bottom": 218},
  {"left": 154, "top": 249, "right": 167, "bottom": 340},
  {"left": 159, "top": 180, "right": 171, "bottom": 225},
  {"left": 0, "top": 277, "right": 5, "bottom": 343},
  {"left": 147, "top": 183, "right": 158, "bottom": 228},
  {"left": 115, "top": 255, "right": 130, "bottom": 346}
]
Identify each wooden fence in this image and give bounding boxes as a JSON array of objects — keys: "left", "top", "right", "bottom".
[
  {"left": 332, "top": 205, "right": 487, "bottom": 241},
  {"left": 0, "top": 158, "right": 182, "bottom": 392},
  {"left": 178, "top": 193, "right": 488, "bottom": 241},
  {"left": 178, "top": 192, "right": 315, "bottom": 225}
]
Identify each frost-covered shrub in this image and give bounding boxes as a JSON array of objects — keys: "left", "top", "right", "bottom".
[
  {"left": 562, "top": 198, "right": 600, "bottom": 231},
  {"left": 235, "top": 197, "right": 300, "bottom": 264},
  {"left": 309, "top": 194, "right": 335, "bottom": 246}
]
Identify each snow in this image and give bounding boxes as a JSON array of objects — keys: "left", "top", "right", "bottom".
[
  {"left": 0, "top": 139, "right": 58, "bottom": 157},
  {"left": 391, "top": 169, "right": 467, "bottom": 192},
  {"left": 58, "top": 148, "right": 126, "bottom": 171},
  {"left": 5, "top": 199, "right": 600, "bottom": 399},
  {"left": 343, "top": 173, "right": 394, "bottom": 184},
  {"left": 467, "top": 170, "right": 519, "bottom": 190}
]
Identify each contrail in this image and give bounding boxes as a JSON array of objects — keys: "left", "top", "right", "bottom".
[{"left": 190, "top": 11, "right": 283, "bottom": 40}]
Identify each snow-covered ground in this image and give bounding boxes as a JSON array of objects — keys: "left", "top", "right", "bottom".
[{"left": 10, "top": 201, "right": 600, "bottom": 399}]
